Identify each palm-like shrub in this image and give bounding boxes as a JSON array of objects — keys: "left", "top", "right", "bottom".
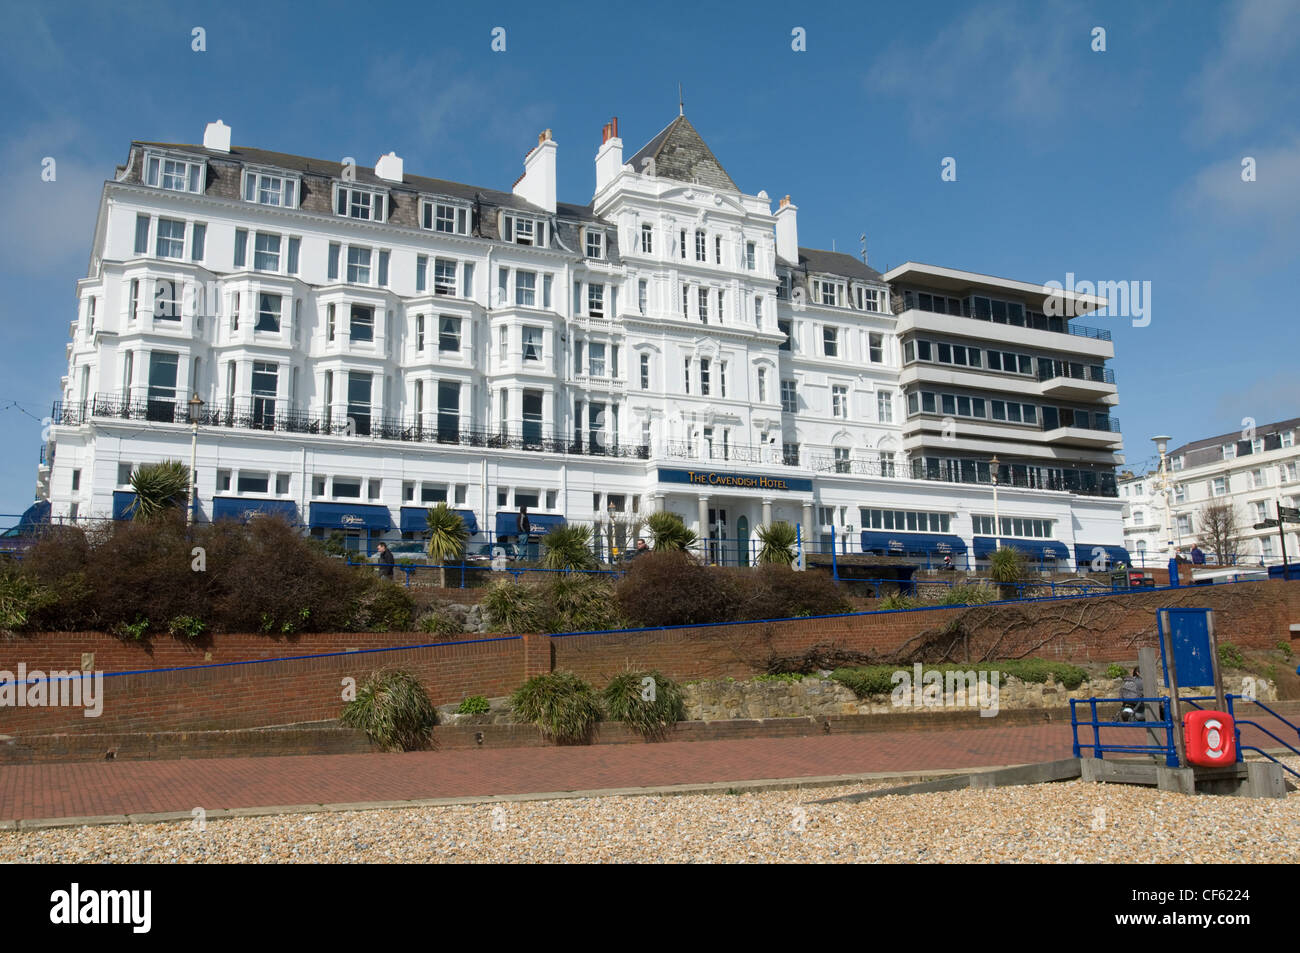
[
  {"left": 756, "top": 521, "right": 798, "bottom": 566},
  {"left": 482, "top": 579, "right": 545, "bottom": 633},
  {"left": 542, "top": 572, "right": 621, "bottom": 632},
  {"left": 128, "top": 461, "right": 191, "bottom": 521},
  {"left": 540, "top": 523, "right": 598, "bottom": 571},
  {"left": 603, "top": 669, "right": 685, "bottom": 740},
  {"left": 645, "top": 511, "right": 697, "bottom": 552},
  {"left": 988, "top": 545, "right": 1028, "bottom": 599},
  {"left": 510, "top": 670, "right": 602, "bottom": 745},
  {"left": 339, "top": 668, "right": 438, "bottom": 751},
  {"left": 425, "top": 503, "right": 469, "bottom": 587}
]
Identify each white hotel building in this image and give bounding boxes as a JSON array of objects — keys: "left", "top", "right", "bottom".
[
  {"left": 1120, "top": 417, "right": 1300, "bottom": 566},
  {"left": 40, "top": 114, "right": 1128, "bottom": 568}
]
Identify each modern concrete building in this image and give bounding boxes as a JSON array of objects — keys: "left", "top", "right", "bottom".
[{"left": 39, "top": 113, "right": 1129, "bottom": 568}]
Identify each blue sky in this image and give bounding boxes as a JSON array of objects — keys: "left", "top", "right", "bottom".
[{"left": 1, "top": 0, "right": 1297, "bottom": 516}]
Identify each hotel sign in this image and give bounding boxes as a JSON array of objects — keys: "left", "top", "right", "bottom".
[{"left": 656, "top": 468, "right": 813, "bottom": 493}]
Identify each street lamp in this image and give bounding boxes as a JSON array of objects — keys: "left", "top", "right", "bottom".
[
  {"left": 990, "top": 455, "right": 1001, "bottom": 550},
  {"left": 1152, "top": 435, "right": 1173, "bottom": 559},
  {"left": 188, "top": 393, "right": 205, "bottom": 525}
]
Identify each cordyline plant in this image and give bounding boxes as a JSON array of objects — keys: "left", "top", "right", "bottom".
[
  {"left": 425, "top": 503, "right": 469, "bottom": 588},
  {"left": 540, "top": 523, "right": 598, "bottom": 571},
  {"left": 644, "top": 511, "right": 697, "bottom": 552},
  {"left": 756, "top": 521, "right": 798, "bottom": 566},
  {"left": 128, "top": 460, "right": 191, "bottom": 521}
]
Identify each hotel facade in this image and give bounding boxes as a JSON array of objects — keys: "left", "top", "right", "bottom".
[
  {"left": 1120, "top": 417, "right": 1300, "bottom": 566},
  {"left": 39, "top": 114, "right": 1128, "bottom": 568}
]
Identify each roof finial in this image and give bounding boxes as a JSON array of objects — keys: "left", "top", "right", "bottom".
[{"left": 678, "top": 82, "right": 684, "bottom": 116}]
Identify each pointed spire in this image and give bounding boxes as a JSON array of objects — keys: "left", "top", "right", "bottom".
[{"left": 678, "top": 82, "right": 684, "bottom": 116}]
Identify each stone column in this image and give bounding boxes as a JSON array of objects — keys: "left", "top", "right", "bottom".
[{"left": 761, "top": 498, "right": 773, "bottom": 527}]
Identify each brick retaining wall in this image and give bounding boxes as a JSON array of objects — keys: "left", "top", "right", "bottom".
[{"left": 2, "top": 582, "right": 1296, "bottom": 738}]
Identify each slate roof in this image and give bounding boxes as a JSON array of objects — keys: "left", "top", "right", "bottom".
[
  {"left": 132, "top": 141, "right": 610, "bottom": 223},
  {"left": 1172, "top": 417, "right": 1300, "bottom": 464},
  {"left": 782, "top": 247, "right": 883, "bottom": 283},
  {"left": 626, "top": 116, "right": 739, "bottom": 192}
]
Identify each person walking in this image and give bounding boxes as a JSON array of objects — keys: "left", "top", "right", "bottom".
[{"left": 375, "top": 541, "right": 395, "bottom": 579}]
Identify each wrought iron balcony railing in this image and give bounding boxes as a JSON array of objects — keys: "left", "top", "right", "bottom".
[{"left": 52, "top": 394, "right": 650, "bottom": 460}]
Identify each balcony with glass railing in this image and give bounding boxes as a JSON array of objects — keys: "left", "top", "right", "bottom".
[{"left": 898, "top": 290, "right": 1113, "bottom": 342}]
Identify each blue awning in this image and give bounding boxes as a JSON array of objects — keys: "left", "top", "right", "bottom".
[
  {"left": 309, "top": 502, "right": 392, "bottom": 531},
  {"left": 112, "top": 490, "right": 139, "bottom": 521},
  {"left": 860, "top": 531, "right": 967, "bottom": 556},
  {"left": 399, "top": 506, "right": 479, "bottom": 535},
  {"left": 973, "top": 537, "right": 1071, "bottom": 561},
  {"left": 1073, "top": 543, "right": 1132, "bottom": 569},
  {"left": 212, "top": 496, "right": 299, "bottom": 523},
  {"left": 494, "top": 512, "right": 567, "bottom": 538}
]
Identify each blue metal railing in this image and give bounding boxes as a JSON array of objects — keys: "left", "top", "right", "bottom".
[
  {"left": 1074, "top": 693, "right": 1300, "bottom": 780},
  {"left": 1200, "top": 695, "right": 1300, "bottom": 781},
  {"left": 1071, "top": 695, "right": 1180, "bottom": 767}
]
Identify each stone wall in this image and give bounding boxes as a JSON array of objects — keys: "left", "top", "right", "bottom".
[{"left": 682, "top": 673, "right": 1277, "bottom": 721}]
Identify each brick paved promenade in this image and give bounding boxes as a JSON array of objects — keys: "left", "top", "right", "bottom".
[{"left": 0, "top": 723, "right": 1077, "bottom": 821}]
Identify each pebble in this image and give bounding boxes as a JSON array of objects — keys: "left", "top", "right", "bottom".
[{"left": 2, "top": 760, "right": 1297, "bottom": 864}]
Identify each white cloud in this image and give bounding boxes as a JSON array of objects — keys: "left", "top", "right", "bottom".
[
  {"left": 1190, "top": 0, "right": 1300, "bottom": 141},
  {"left": 864, "top": 0, "right": 1077, "bottom": 133},
  {"left": 1185, "top": 137, "right": 1300, "bottom": 232},
  {"left": 0, "top": 120, "right": 103, "bottom": 275},
  {"left": 1215, "top": 367, "right": 1300, "bottom": 426}
]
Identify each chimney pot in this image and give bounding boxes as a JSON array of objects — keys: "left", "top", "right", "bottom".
[
  {"left": 779, "top": 194, "right": 791, "bottom": 208},
  {"left": 611, "top": 116, "right": 619, "bottom": 138}
]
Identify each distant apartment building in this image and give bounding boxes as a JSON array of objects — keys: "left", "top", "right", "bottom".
[{"left": 1120, "top": 417, "right": 1300, "bottom": 565}]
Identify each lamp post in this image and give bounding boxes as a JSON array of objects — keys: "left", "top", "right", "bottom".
[
  {"left": 188, "top": 393, "right": 205, "bottom": 526},
  {"left": 990, "top": 455, "right": 1001, "bottom": 550},
  {"left": 1152, "top": 435, "right": 1178, "bottom": 586}
]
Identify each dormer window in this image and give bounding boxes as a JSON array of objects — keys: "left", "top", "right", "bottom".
[
  {"left": 812, "top": 278, "right": 845, "bottom": 307},
  {"left": 503, "top": 213, "right": 544, "bottom": 247},
  {"left": 335, "top": 184, "right": 386, "bottom": 222},
  {"left": 242, "top": 170, "right": 298, "bottom": 207},
  {"left": 423, "top": 201, "right": 469, "bottom": 235},
  {"left": 585, "top": 229, "right": 604, "bottom": 259},
  {"left": 144, "top": 153, "right": 204, "bottom": 194}
]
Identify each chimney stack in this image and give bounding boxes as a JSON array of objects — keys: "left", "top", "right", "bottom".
[
  {"left": 374, "top": 151, "right": 404, "bottom": 183},
  {"left": 513, "top": 129, "right": 557, "bottom": 213},
  {"left": 594, "top": 116, "right": 623, "bottom": 194},
  {"left": 774, "top": 195, "right": 798, "bottom": 264},
  {"left": 203, "top": 119, "right": 231, "bottom": 153}
]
